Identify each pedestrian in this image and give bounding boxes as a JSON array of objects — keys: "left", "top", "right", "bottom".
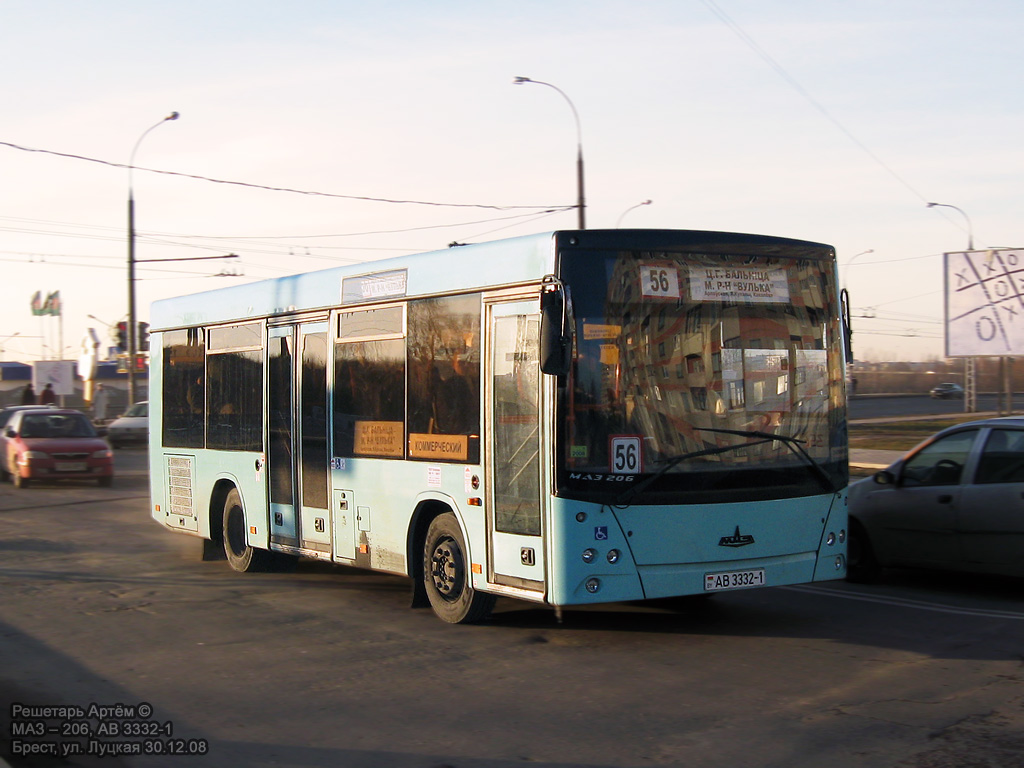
[
  {"left": 93, "top": 384, "right": 110, "bottom": 422},
  {"left": 40, "top": 383, "right": 56, "bottom": 405},
  {"left": 21, "top": 383, "right": 35, "bottom": 404}
]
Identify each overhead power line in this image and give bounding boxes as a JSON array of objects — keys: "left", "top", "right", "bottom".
[
  {"left": 700, "top": 0, "right": 931, "bottom": 205},
  {"left": 0, "top": 140, "right": 575, "bottom": 212}
]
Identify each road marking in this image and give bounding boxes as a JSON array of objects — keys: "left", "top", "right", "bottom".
[{"left": 783, "top": 584, "right": 1024, "bottom": 620}]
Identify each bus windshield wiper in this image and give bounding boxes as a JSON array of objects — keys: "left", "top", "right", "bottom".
[
  {"left": 614, "top": 438, "right": 775, "bottom": 506},
  {"left": 695, "top": 427, "right": 837, "bottom": 493}
]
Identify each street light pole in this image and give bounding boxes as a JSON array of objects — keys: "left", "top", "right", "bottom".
[
  {"left": 127, "top": 111, "right": 179, "bottom": 406},
  {"left": 0, "top": 331, "right": 20, "bottom": 362},
  {"left": 514, "top": 77, "right": 585, "bottom": 229},
  {"left": 926, "top": 201, "right": 979, "bottom": 412},
  {"left": 616, "top": 199, "right": 652, "bottom": 228},
  {"left": 841, "top": 249, "right": 874, "bottom": 290},
  {"left": 926, "top": 202, "right": 974, "bottom": 250}
]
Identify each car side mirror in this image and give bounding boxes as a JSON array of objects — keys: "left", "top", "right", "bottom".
[
  {"left": 873, "top": 470, "right": 895, "bottom": 486},
  {"left": 3, "top": 427, "right": 16, "bottom": 438}
]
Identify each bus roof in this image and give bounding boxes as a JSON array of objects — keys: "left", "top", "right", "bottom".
[
  {"left": 149, "top": 229, "right": 833, "bottom": 330},
  {"left": 150, "top": 231, "right": 558, "bottom": 330}
]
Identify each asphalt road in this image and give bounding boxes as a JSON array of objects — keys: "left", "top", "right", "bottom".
[
  {"left": 850, "top": 393, "right": 1019, "bottom": 421},
  {"left": 1, "top": 450, "right": 1023, "bottom": 768}
]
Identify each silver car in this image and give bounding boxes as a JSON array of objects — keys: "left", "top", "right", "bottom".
[
  {"left": 847, "top": 417, "right": 1024, "bottom": 582},
  {"left": 106, "top": 401, "right": 149, "bottom": 448}
]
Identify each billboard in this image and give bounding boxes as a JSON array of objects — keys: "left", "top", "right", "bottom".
[{"left": 945, "top": 249, "right": 1024, "bottom": 357}]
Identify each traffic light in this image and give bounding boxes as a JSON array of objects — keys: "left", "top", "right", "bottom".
[
  {"left": 138, "top": 322, "right": 150, "bottom": 351},
  {"left": 115, "top": 321, "right": 127, "bottom": 351}
]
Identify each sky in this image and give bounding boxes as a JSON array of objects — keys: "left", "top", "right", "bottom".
[{"left": 1, "top": 0, "right": 1021, "bottom": 364}]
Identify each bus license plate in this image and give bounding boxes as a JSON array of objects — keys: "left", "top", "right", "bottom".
[
  {"left": 704, "top": 568, "right": 766, "bottom": 592},
  {"left": 55, "top": 462, "right": 87, "bottom": 472}
]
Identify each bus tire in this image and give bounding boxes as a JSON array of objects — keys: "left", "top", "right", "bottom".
[
  {"left": 423, "top": 512, "right": 495, "bottom": 624},
  {"left": 222, "top": 488, "right": 273, "bottom": 572}
]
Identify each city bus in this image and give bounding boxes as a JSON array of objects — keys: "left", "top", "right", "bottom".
[{"left": 148, "top": 229, "right": 850, "bottom": 624}]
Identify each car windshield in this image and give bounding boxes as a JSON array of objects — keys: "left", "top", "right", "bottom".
[
  {"left": 124, "top": 402, "right": 148, "bottom": 418},
  {"left": 20, "top": 414, "right": 96, "bottom": 438},
  {"left": 557, "top": 243, "right": 848, "bottom": 503}
]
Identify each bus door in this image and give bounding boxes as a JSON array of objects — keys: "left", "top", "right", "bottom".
[
  {"left": 487, "top": 300, "right": 545, "bottom": 593},
  {"left": 267, "top": 321, "right": 331, "bottom": 556}
]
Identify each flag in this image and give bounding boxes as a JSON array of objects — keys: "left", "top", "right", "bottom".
[
  {"left": 30, "top": 291, "right": 44, "bottom": 316},
  {"left": 43, "top": 291, "right": 61, "bottom": 316}
]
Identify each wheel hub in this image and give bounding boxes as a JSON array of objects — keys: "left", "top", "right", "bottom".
[{"left": 430, "top": 538, "right": 463, "bottom": 600}]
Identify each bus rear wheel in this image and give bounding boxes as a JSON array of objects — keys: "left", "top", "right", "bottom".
[
  {"left": 222, "top": 488, "right": 274, "bottom": 572},
  {"left": 423, "top": 512, "right": 495, "bottom": 624}
]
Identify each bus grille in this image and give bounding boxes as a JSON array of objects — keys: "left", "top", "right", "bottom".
[{"left": 166, "top": 456, "right": 194, "bottom": 518}]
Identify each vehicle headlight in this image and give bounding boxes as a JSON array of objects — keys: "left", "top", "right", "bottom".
[
  {"left": 585, "top": 578, "right": 601, "bottom": 593},
  {"left": 92, "top": 449, "right": 113, "bottom": 459},
  {"left": 607, "top": 549, "right": 621, "bottom": 564},
  {"left": 838, "top": 529, "right": 847, "bottom": 544},
  {"left": 826, "top": 532, "right": 836, "bottom": 546},
  {"left": 581, "top": 548, "right": 597, "bottom": 564}
]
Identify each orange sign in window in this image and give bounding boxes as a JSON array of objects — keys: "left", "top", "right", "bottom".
[
  {"left": 408, "top": 433, "right": 469, "bottom": 461},
  {"left": 353, "top": 421, "right": 405, "bottom": 457}
]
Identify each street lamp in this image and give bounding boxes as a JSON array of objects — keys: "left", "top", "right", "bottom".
[
  {"left": 926, "top": 201, "right": 982, "bottom": 413},
  {"left": 926, "top": 202, "right": 974, "bottom": 250},
  {"left": 513, "top": 76, "right": 586, "bottom": 229},
  {"left": 841, "top": 249, "right": 874, "bottom": 290},
  {"left": 616, "top": 199, "right": 652, "bottom": 228},
  {"left": 0, "top": 331, "right": 20, "bottom": 362},
  {"left": 128, "top": 111, "right": 179, "bottom": 406}
]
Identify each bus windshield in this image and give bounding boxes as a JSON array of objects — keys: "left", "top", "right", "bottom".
[{"left": 558, "top": 245, "right": 848, "bottom": 504}]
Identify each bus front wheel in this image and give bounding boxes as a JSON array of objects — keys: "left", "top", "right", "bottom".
[
  {"left": 423, "top": 512, "right": 495, "bottom": 624},
  {"left": 222, "top": 488, "right": 274, "bottom": 572}
]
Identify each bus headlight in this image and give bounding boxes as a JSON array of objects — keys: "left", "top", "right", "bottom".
[
  {"left": 839, "top": 529, "right": 847, "bottom": 544},
  {"left": 582, "top": 549, "right": 596, "bottom": 563},
  {"left": 835, "top": 555, "right": 845, "bottom": 570},
  {"left": 826, "top": 532, "right": 836, "bottom": 546},
  {"left": 585, "top": 578, "right": 601, "bottom": 593},
  {"left": 607, "top": 549, "right": 620, "bottom": 564}
]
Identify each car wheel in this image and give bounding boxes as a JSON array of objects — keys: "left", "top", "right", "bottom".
[{"left": 847, "top": 521, "right": 881, "bottom": 583}]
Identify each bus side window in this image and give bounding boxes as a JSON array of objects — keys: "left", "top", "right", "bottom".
[
  {"left": 407, "top": 294, "right": 481, "bottom": 464},
  {"left": 162, "top": 328, "right": 206, "bottom": 449},
  {"left": 333, "top": 338, "right": 406, "bottom": 459}
]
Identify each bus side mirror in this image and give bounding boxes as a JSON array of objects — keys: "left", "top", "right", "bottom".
[
  {"left": 540, "top": 282, "right": 572, "bottom": 376},
  {"left": 840, "top": 287, "right": 854, "bottom": 364}
]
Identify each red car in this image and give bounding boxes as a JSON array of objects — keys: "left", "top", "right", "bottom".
[{"left": 1, "top": 409, "right": 113, "bottom": 488}]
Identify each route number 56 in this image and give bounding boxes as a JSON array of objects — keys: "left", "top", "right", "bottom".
[
  {"left": 610, "top": 436, "right": 642, "bottom": 474},
  {"left": 640, "top": 265, "right": 680, "bottom": 299}
]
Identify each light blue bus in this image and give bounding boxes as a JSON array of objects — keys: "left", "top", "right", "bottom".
[{"left": 149, "top": 229, "right": 849, "bottom": 623}]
